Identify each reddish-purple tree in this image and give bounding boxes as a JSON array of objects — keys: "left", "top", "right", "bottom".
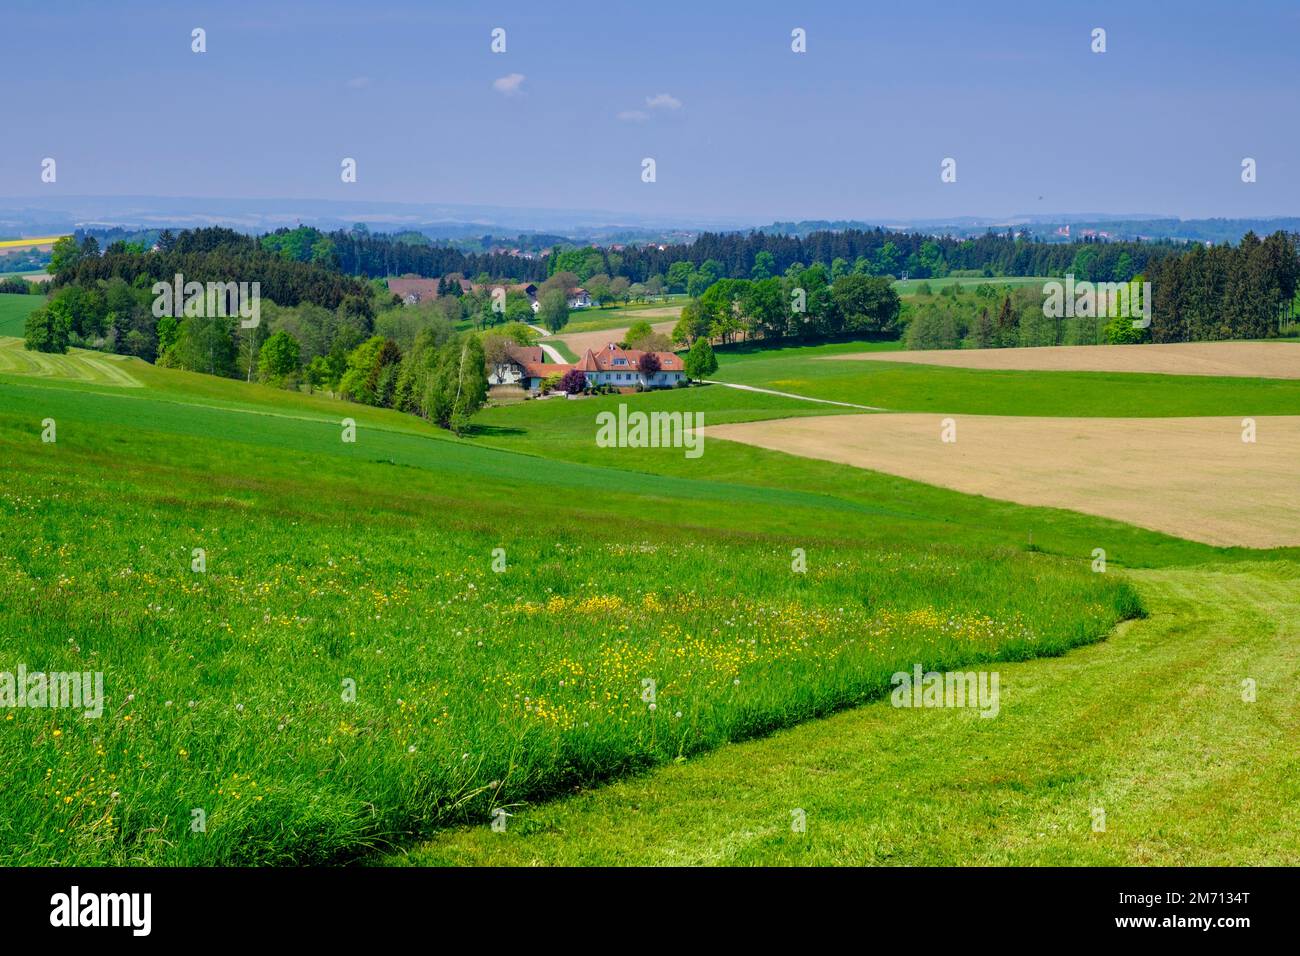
[{"left": 559, "top": 367, "right": 588, "bottom": 393}]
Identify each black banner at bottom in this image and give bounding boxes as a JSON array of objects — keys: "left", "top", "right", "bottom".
[{"left": 0, "top": 866, "right": 1275, "bottom": 941}]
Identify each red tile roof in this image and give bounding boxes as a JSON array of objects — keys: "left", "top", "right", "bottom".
[
  {"left": 474, "top": 282, "right": 538, "bottom": 297},
  {"left": 387, "top": 278, "right": 441, "bottom": 301},
  {"left": 576, "top": 343, "right": 683, "bottom": 373},
  {"left": 504, "top": 345, "right": 543, "bottom": 365},
  {"left": 521, "top": 361, "right": 572, "bottom": 379}
]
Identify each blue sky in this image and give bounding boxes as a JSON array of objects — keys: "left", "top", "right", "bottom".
[{"left": 3, "top": 0, "right": 1298, "bottom": 221}]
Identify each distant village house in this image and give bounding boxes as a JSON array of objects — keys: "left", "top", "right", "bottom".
[{"left": 387, "top": 275, "right": 591, "bottom": 311}]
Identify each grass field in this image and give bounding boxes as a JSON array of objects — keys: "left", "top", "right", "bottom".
[
  {"left": 542, "top": 338, "right": 578, "bottom": 362},
  {"left": 0, "top": 293, "right": 44, "bottom": 337},
  {"left": 4, "top": 327, "right": 1294, "bottom": 868},
  {"left": 0, "top": 350, "right": 1149, "bottom": 865},
  {"left": 711, "top": 339, "right": 1300, "bottom": 417},
  {"left": 395, "top": 561, "right": 1300, "bottom": 865},
  {"left": 894, "top": 275, "right": 1054, "bottom": 296},
  {"left": 0, "top": 337, "right": 142, "bottom": 387}
]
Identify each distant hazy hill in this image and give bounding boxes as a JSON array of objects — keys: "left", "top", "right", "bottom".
[
  {"left": 4, "top": 197, "right": 1296, "bottom": 248},
  {"left": 0, "top": 195, "right": 749, "bottom": 246},
  {"left": 761, "top": 216, "right": 1300, "bottom": 244}
]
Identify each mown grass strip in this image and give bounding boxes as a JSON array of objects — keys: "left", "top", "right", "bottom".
[{"left": 390, "top": 562, "right": 1300, "bottom": 866}]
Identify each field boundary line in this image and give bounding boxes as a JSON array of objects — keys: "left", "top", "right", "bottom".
[{"left": 704, "top": 379, "right": 887, "bottom": 411}]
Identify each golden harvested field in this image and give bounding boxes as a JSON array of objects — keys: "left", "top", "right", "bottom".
[
  {"left": 554, "top": 319, "right": 677, "bottom": 357},
  {"left": 707, "top": 412, "right": 1300, "bottom": 548},
  {"left": 616, "top": 305, "right": 682, "bottom": 318},
  {"left": 828, "top": 341, "right": 1300, "bottom": 379}
]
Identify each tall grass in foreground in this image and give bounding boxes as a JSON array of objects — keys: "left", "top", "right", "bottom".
[{"left": 0, "top": 384, "right": 1139, "bottom": 865}]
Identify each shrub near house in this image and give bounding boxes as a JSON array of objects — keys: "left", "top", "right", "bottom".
[{"left": 559, "top": 367, "right": 588, "bottom": 394}]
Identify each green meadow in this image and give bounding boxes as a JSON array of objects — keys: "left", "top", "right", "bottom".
[
  {"left": 710, "top": 339, "right": 1300, "bottom": 417},
  {"left": 398, "top": 561, "right": 1300, "bottom": 866},
  {"left": 0, "top": 337, "right": 142, "bottom": 387},
  {"left": 390, "top": 337, "right": 1300, "bottom": 866},
  {"left": 0, "top": 293, "right": 44, "bottom": 337},
  {"left": 1, "top": 348, "right": 1146, "bottom": 865},
  {"left": 541, "top": 339, "right": 578, "bottom": 362},
  {"left": 893, "top": 275, "right": 1055, "bottom": 296},
  {"left": 3, "top": 329, "right": 1295, "bottom": 867}
]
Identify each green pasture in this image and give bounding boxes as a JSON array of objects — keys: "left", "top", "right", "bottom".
[
  {"left": 396, "top": 561, "right": 1300, "bottom": 865},
  {"left": 710, "top": 339, "right": 1300, "bottom": 417},
  {"left": 1, "top": 355, "right": 1140, "bottom": 865},
  {"left": 0, "top": 293, "right": 44, "bottom": 337}
]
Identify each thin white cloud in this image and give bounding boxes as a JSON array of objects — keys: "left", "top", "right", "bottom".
[
  {"left": 493, "top": 73, "right": 525, "bottom": 96},
  {"left": 345, "top": 77, "right": 372, "bottom": 89},
  {"left": 645, "top": 92, "right": 682, "bottom": 110},
  {"left": 617, "top": 110, "right": 649, "bottom": 122}
]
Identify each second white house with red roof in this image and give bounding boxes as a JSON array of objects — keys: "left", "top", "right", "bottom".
[
  {"left": 573, "top": 343, "right": 686, "bottom": 389},
  {"left": 490, "top": 342, "right": 686, "bottom": 394}
]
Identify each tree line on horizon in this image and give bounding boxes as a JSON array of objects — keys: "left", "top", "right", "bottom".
[
  {"left": 218, "top": 222, "right": 1190, "bottom": 289},
  {"left": 609, "top": 227, "right": 1183, "bottom": 286},
  {"left": 19, "top": 226, "right": 1300, "bottom": 430},
  {"left": 668, "top": 232, "right": 1299, "bottom": 352}
]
